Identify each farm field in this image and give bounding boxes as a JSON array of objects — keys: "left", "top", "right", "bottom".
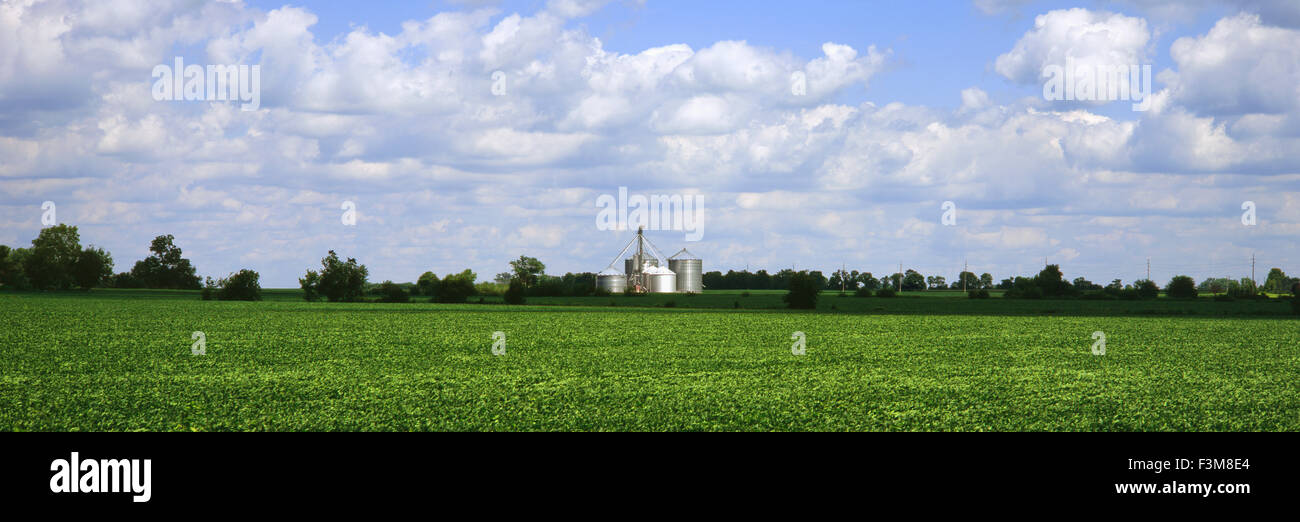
[{"left": 1, "top": 292, "right": 1297, "bottom": 431}]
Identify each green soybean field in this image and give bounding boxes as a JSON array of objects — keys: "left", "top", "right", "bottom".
[{"left": 1, "top": 292, "right": 1297, "bottom": 431}]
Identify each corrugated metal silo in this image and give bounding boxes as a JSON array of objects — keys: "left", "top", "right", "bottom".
[
  {"left": 645, "top": 265, "right": 677, "bottom": 293},
  {"left": 596, "top": 268, "right": 626, "bottom": 294},
  {"left": 668, "top": 249, "right": 702, "bottom": 293}
]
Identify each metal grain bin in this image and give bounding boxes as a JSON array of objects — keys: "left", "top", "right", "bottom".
[
  {"left": 645, "top": 265, "right": 677, "bottom": 293},
  {"left": 624, "top": 255, "right": 657, "bottom": 275},
  {"left": 596, "top": 268, "right": 626, "bottom": 294},
  {"left": 668, "top": 249, "right": 703, "bottom": 293}
]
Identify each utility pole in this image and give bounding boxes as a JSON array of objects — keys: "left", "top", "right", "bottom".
[
  {"left": 840, "top": 262, "right": 846, "bottom": 293},
  {"left": 1146, "top": 257, "right": 1150, "bottom": 282},
  {"left": 898, "top": 262, "right": 903, "bottom": 292},
  {"left": 1251, "top": 253, "right": 1256, "bottom": 288}
]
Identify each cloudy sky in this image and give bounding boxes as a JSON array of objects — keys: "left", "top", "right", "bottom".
[{"left": 2, "top": 0, "right": 1298, "bottom": 287}]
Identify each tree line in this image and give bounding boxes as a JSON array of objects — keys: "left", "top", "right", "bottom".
[{"left": 0, "top": 225, "right": 261, "bottom": 300}]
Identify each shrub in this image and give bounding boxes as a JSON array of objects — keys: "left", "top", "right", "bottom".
[
  {"left": 593, "top": 288, "right": 611, "bottom": 297},
  {"left": 1292, "top": 295, "right": 1300, "bottom": 315},
  {"left": 434, "top": 269, "right": 476, "bottom": 303},
  {"left": 200, "top": 277, "right": 216, "bottom": 301},
  {"left": 475, "top": 282, "right": 505, "bottom": 297},
  {"left": 875, "top": 287, "right": 897, "bottom": 298},
  {"left": 854, "top": 287, "right": 873, "bottom": 298},
  {"left": 1166, "top": 275, "right": 1198, "bottom": 299},
  {"left": 1081, "top": 291, "right": 1115, "bottom": 300},
  {"left": 504, "top": 279, "right": 526, "bottom": 305},
  {"left": 216, "top": 269, "right": 262, "bottom": 301},
  {"left": 1214, "top": 294, "right": 1236, "bottom": 302},
  {"left": 376, "top": 280, "right": 409, "bottom": 303},
  {"left": 783, "top": 271, "right": 820, "bottom": 309},
  {"left": 967, "top": 289, "right": 990, "bottom": 299}
]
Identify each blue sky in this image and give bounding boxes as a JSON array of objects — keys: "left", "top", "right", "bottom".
[{"left": 2, "top": 0, "right": 1299, "bottom": 287}]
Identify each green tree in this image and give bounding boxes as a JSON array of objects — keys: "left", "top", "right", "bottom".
[
  {"left": 504, "top": 278, "right": 526, "bottom": 304},
  {"left": 858, "top": 272, "right": 880, "bottom": 291},
  {"left": 955, "top": 271, "right": 979, "bottom": 291},
  {"left": 1264, "top": 268, "right": 1289, "bottom": 294},
  {"left": 72, "top": 246, "right": 114, "bottom": 290},
  {"left": 435, "top": 269, "right": 477, "bottom": 303},
  {"left": 417, "top": 272, "right": 440, "bottom": 297},
  {"left": 216, "top": 269, "right": 262, "bottom": 301},
  {"left": 1035, "top": 265, "right": 1066, "bottom": 297},
  {"left": 375, "top": 280, "right": 409, "bottom": 303},
  {"left": 979, "top": 273, "right": 993, "bottom": 290},
  {"left": 304, "top": 251, "right": 368, "bottom": 302},
  {"left": 24, "top": 224, "right": 82, "bottom": 290},
  {"left": 902, "top": 270, "right": 925, "bottom": 291},
  {"left": 1135, "top": 279, "right": 1159, "bottom": 300},
  {"left": 0, "top": 245, "right": 30, "bottom": 290},
  {"left": 129, "top": 235, "right": 201, "bottom": 289},
  {"left": 299, "top": 270, "right": 321, "bottom": 301},
  {"left": 509, "top": 256, "right": 546, "bottom": 287},
  {"left": 1166, "top": 275, "right": 1198, "bottom": 299},
  {"left": 783, "top": 271, "right": 820, "bottom": 309}
]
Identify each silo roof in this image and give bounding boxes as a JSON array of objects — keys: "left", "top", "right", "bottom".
[
  {"left": 668, "top": 248, "right": 699, "bottom": 260},
  {"left": 598, "top": 268, "right": 623, "bottom": 276}
]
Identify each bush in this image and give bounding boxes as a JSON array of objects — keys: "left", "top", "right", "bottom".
[
  {"left": 1081, "top": 291, "right": 1115, "bottom": 300},
  {"left": 504, "top": 279, "right": 526, "bottom": 305},
  {"left": 967, "top": 289, "right": 990, "bottom": 299},
  {"left": 200, "top": 277, "right": 216, "bottom": 300},
  {"left": 376, "top": 280, "right": 409, "bottom": 303},
  {"left": 854, "top": 287, "right": 872, "bottom": 298},
  {"left": 783, "top": 271, "right": 820, "bottom": 309},
  {"left": 593, "top": 288, "right": 611, "bottom": 297},
  {"left": 475, "top": 282, "right": 505, "bottom": 297},
  {"left": 1214, "top": 294, "right": 1236, "bottom": 302},
  {"left": 664, "top": 300, "right": 676, "bottom": 308},
  {"left": 1166, "top": 275, "right": 1198, "bottom": 299},
  {"left": 216, "top": 269, "right": 262, "bottom": 301},
  {"left": 875, "top": 287, "right": 897, "bottom": 298},
  {"left": 1292, "top": 296, "right": 1300, "bottom": 315},
  {"left": 434, "top": 269, "right": 476, "bottom": 303}
]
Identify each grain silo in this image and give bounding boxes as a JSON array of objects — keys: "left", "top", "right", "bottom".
[
  {"left": 598, "top": 226, "right": 686, "bottom": 294},
  {"left": 596, "top": 268, "right": 626, "bottom": 294},
  {"left": 667, "top": 248, "right": 702, "bottom": 293},
  {"left": 645, "top": 264, "right": 677, "bottom": 293}
]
